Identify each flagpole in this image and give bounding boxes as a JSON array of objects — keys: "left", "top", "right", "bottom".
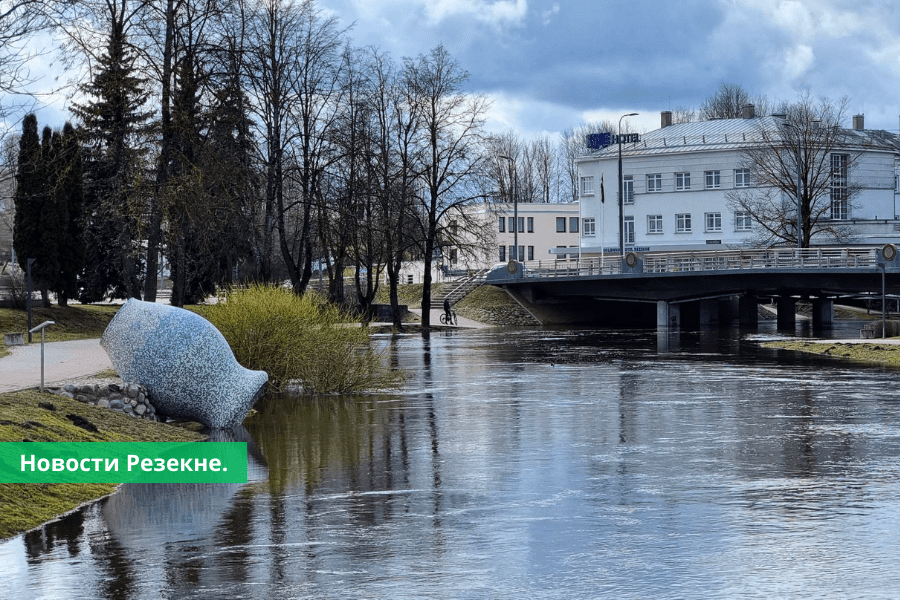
[{"left": 600, "top": 173, "right": 605, "bottom": 272}]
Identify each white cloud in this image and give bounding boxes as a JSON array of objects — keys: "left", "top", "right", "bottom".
[
  {"left": 541, "top": 4, "right": 560, "bottom": 26},
  {"left": 781, "top": 43, "right": 815, "bottom": 81},
  {"left": 425, "top": 0, "right": 527, "bottom": 25}
]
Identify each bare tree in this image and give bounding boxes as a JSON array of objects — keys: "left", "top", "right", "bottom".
[
  {"left": 405, "top": 45, "right": 488, "bottom": 328},
  {"left": 560, "top": 119, "right": 635, "bottom": 202},
  {"left": 726, "top": 92, "right": 862, "bottom": 248},
  {"left": 700, "top": 82, "right": 770, "bottom": 120}
]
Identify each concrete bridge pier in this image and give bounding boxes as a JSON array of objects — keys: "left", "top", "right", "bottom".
[
  {"left": 776, "top": 297, "right": 797, "bottom": 330},
  {"left": 657, "top": 301, "right": 681, "bottom": 331},
  {"left": 739, "top": 296, "right": 758, "bottom": 328},
  {"left": 811, "top": 298, "right": 834, "bottom": 330},
  {"left": 699, "top": 299, "right": 719, "bottom": 326}
]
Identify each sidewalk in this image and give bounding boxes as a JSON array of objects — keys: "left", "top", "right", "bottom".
[
  {"left": 406, "top": 308, "right": 490, "bottom": 329},
  {"left": 0, "top": 339, "right": 113, "bottom": 393}
]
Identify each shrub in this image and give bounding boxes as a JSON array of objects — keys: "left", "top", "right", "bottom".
[{"left": 202, "top": 284, "right": 403, "bottom": 394}]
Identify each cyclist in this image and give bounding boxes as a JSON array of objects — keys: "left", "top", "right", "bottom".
[{"left": 443, "top": 298, "right": 453, "bottom": 325}]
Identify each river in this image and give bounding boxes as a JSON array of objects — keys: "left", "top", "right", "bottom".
[{"left": 3, "top": 322, "right": 900, "bottom": 599}]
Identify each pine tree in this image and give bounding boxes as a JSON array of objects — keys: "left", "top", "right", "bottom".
[{"left": 71, "top": 15, "right": 151, "bottom": 302}]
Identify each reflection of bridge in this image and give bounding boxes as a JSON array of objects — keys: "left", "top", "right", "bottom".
[{"left": 486, "top": 246, "right": 900, "bottom": 330}]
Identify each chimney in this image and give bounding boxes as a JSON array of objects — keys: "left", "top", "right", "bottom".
[
  {"left": 661, "top": 111, "right": 673, "bottom": 128},
  {"left": 742, "top": 104, "right": 755, "bottom": 119},
  {"left": 853, "top": 114, "right": 864, "bottom": 130}
]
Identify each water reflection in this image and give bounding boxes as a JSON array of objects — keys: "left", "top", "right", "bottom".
[{"left": 3, "top": 325, "right": 900, "bottom": 598}]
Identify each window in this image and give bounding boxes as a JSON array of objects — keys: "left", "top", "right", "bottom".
[
  {"left": 583, "top": 217, "right": 596, "bottom": 236},
  {"left": 527, "top": 246, "right": 534, "bottom": 261},
  {"left": 509, "top": 245, "right": 516, "bottom": 261},
  {"left": 499, "top": 245, "right": 505, "bottom": 261},
  {"left": 647, "top": 214, "right": 663, "bottom": 234},
  {"left": 518, "top": 246, "right": 524, "bottom": 261},
  {"left": 830, "top": 153, "right": 849, "bottom": 220},
  {"left": 624, "top": 216, "right": 635, "bottom": 244},
  {"left": 705, "top": 170, "right": 720, "bottom": 189},
  {"left": 498, "top": 217, "right": 505, "bottom": 233},
  {"left": 449, "top": 248, "right": 457, "bottom": 263},
  {"left": 449, "top": 220, "right": 457, "bottom": 235},
  {"left": 676, "top": 213, "right": 691, "bottom": 233},
  {"left": 527, "top": 217, "right": 534, "bottom": 233},
  {"left": 676, "top": 172, "right": 690, "bottom": 191},
  {"left": 734, "top": 168, "right": 751, "bottom": 188},
  {"left": 705, "top": 212, "right": 722, "bottom": 232},
  {"left": 734, "top": 211, "right": 752, "bottom": 231},
  {"left": 556, "top": 217, "right": 566, "bottom": 232},
  {"left": 517, "top": 217, "right": 524, "bottom": 233},
  {"left": 508, "top": 217, "right": 515, "bottom": 232},
  {"left": 647, "top": 173, "right": 662, "bottom": 193},
  {"left": 623, "top": 175, "right": 634, "bottom": 204},
  {"left": 569, "top": 217, "right": 579, "bottom": 233},
  {"left": 580, "top": 176, "right": 594, "bottom": 196}
]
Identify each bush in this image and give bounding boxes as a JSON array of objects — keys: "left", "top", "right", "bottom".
[{"left": 202, "top": 284, "right": 403, "bottom": 394}]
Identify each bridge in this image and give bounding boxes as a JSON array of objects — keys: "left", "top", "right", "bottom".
[{"left": 485, "top": 246, "right": 900, "bottom": 330}]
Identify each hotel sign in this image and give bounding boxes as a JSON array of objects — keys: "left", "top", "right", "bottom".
[{"left": 587, "top": 133, "right": 641, "bottom": 149}]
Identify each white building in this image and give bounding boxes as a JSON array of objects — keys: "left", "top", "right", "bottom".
[
  {"left": 449, "top": 202, "right": 580, "bottom": 271},
  {"left": 575, "top": 110, "right": 900, "bottom": 256}
]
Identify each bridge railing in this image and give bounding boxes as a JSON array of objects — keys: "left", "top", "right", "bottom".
[{"left": 519, "top": 247, "right": 879, "bottom": 278}]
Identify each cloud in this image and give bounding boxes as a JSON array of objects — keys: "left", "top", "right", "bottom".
[{"left": 541, "top": 4, "right": 559, "bottom": 26}]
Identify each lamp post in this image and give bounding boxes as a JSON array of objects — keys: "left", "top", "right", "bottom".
[
  {"left": 618, "top": 113, "right": 638, "bottom": 259},
  {"left": 499, "top": 155, "right": 518, "bottom": 263},
  {"left": 781, "top": 121, "right": 804, "bottom": 250}
]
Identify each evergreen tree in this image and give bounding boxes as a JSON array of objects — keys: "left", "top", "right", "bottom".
[
  {"left": 71, "top": 14, "right": 151, "bottom": 302},
  {"left": 12, "top": 114, "right": 51, "bottom": 306},
  {"left": 54, "top": 123, "right": 85, "bottom": 305}
]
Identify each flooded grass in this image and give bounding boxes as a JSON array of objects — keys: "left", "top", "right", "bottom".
[{"left": 763, "top": 340, "right": 900, "bottom": 366}]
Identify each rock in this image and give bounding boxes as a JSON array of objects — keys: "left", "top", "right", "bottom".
[
  {"left": 130, "top": 399, "right": 138, "bottom": 407},
  {"left": 125, "top": 385, "right": 138, "bottom": 398},
  {"left": 109, "top": 399, "right": 124, "bottom": 410},
  {"left": 109, "top": 384, "right": 121, "bottom": 393},
  {"left": 109, "top": 393, "right": 122, "bottom": 401},
  {"left": 98, "top": 387, "right": 110, "bottom": 397},
  {"left": 97, "top": 399, "right": 109, "bottom": 408},
  {"left": 135, "top": 404, "right": 147, "bottom": 416},
  {"left": 64, "top": 384, "right": 76, "bottom": 393},
  {"left": 74, "top": 394, "right": 90, "bottom": 403},
  {"left": 123, "top": 404, "right": 134, "bottom": 414}
]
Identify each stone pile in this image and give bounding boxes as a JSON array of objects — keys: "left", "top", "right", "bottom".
[{"left": 49, "top": 382, "right": 161, "bottom": 422}]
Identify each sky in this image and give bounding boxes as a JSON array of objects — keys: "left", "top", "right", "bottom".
[
  {"left": 14, "top": 0, "right": 900, "bottom": 140},
  {"left": 316, "top": 0, "right": 900, "bottom": 137}
]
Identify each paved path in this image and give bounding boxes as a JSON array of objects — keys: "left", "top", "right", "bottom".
[
  {"left": 0, "top": 339, "right": 112, "bottom": 393},
  {"left": 406, "top": 308, "right": 491, "bottom": 329}
]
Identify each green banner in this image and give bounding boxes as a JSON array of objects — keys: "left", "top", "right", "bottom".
[{"left": 0, "top": 443, "right": 247, "bottom": 483}]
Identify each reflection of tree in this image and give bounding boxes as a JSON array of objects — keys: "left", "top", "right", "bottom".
[{"left": 244, "top": 395, "right": 396, "bottom": 496}]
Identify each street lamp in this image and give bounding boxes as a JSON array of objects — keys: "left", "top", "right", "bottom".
[
  {"left": 618, "top": 113, "right": 638, "bottom": 259},
  {"left": 498, "top": 155, "right": 518, "bottom": 263},
  {"left": 781, "top": 121, "right": 804, "bottom": 250}
]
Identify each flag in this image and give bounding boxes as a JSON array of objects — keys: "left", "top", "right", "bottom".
[{"left": 600, "top": 173, "right": 605, "bottom": 203}]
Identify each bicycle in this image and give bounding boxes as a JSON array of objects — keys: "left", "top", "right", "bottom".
[{"left": 440, "top": 310, "right": 457, "bottom": 326}]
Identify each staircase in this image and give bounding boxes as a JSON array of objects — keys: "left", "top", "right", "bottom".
[{"left": 429, "top": 270, "right": 487, "bottom": 308}]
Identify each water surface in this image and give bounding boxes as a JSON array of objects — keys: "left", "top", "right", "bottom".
[{"left": 3, "top": 323, "right": 900, "bottom": 598}]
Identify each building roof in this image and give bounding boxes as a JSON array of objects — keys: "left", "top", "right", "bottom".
[{"left": 578, "top": 116, "right": 900, "bottom": 161}]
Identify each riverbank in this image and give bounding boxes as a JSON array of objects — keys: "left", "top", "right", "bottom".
[
  {"left": 762, "top": 338, "right": 900, "bottom": 367},
  {"left": 0, "top": 388, "right": 204, "bottom": 539}
]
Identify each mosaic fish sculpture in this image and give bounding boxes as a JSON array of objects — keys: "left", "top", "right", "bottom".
[{"left": 100, "top": 299, "right": 268, "bottom": 429}]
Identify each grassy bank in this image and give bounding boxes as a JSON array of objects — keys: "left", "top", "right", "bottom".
[
  {"left": 0, "top": 304, "right": 120, "bottom": 358},
  {"left": 762, "top": 340, "right": 900, "bottom": 367},
  {"left": 0, "top": 389, "right": 204, "bottom": 539}
]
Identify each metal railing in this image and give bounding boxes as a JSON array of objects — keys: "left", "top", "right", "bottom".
[{"left": 518, "top": 247, "right": 881, "bottom": 278}]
